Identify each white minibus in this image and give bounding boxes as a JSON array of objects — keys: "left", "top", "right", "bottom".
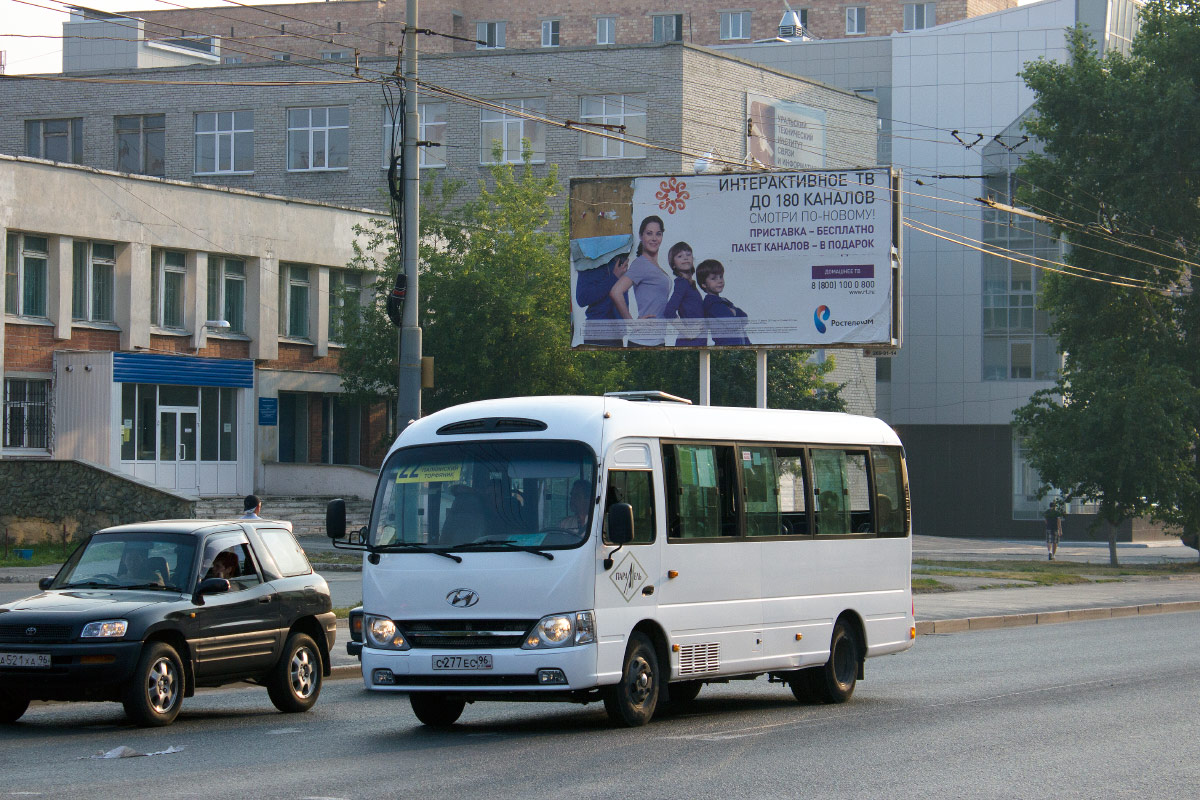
[{"left": 326, "top": 392, "right": 914, "bottom": 727}]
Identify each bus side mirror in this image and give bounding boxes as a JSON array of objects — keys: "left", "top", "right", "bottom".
[
  {"left": 326, "top": 499, "right": 347, "bottom": 540},
  {"left": 607, "top": 502, "right": 634, "bottom": 546}
]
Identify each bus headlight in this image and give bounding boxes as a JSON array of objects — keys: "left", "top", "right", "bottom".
[
  {"left": 365, "top": 614, "right": 410, "bottom": 650},
  {"left": 523, "top": 611, "right": 595, "bottom": 649}
]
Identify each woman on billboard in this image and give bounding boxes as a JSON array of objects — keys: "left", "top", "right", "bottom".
[{"left": 610, "top": 215, "right": 670, "bottom": 346}]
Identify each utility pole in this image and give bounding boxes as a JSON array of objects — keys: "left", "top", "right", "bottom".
[{"left": 397, "top": 0, "right": 422, "bottom": 430}]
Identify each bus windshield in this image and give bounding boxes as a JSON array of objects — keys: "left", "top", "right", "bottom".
[{"left": 369, "top": 440, "right": 597, "bottom": 551}]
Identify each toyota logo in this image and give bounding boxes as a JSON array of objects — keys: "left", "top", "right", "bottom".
[
  {"left": 25, "top": 627, "right": 37, "bottom": 636},
  {"left": 445, "top": 588, "right": 479, "bottom": 608}
]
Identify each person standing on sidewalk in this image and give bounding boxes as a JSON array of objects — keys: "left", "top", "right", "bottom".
[
  {"left": 1044, "top": 498, "right": 1064, "bottom": 560},
  {"left": 240, "top": 494, "right": 263, "bottom": 520}
]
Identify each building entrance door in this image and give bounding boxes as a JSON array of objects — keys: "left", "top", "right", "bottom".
[{"left": 157, "top": 405, "right": 200, "bottom": 493}]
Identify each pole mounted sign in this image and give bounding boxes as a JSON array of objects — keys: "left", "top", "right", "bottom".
[{"left": 568, "top": 168, "right": 902, "bottom": 350}]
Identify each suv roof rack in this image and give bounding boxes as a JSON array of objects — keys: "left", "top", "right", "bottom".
[{"left": 603, "top": 390, "right": 693, "bottom": 405}]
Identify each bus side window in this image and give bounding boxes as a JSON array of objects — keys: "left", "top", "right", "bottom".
[
  {"left": 812, "top": 449, "right": 872, "bottom": 536},
  {"left": 775, "top": 448, "right": 809, "bottom": 536},
  {"left": 603, "top": 470, "right": 656, "bottom": 544},
  {"left": 666, "top": 443, "right": 738, "bottom": 539},
  {"left": 872, "top": 446, "right": 908, "bottom": 536}
]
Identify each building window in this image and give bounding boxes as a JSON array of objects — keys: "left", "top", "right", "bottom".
[
  {"left": 321, "top": 396, "right": 361, "bottom": 465},
  {"left": 222, "top": 56, "right": 243, "bottom": 64},
  {"left": 3, "top": 378, "right": 50, "bottom": 450},
  {"left": 273, "top": 53, "right": 292, "bottom": 62},
  {"left": 195, "top": 111, "right": 253, "bottom": 174},
  {"left": 597, "top": 16, "right": 616, "bottom": 45},
  {"left": 541, "top": 19, "right": 560, "bottom": 47},
  {"left": 477, "top": 21, "right": 506, "bottom": 49},
  {"left": 5, "top": 233, "right": 49, "bottom": 318},
  {"left": 279, "top": 264, "right": 310, "bottom": 339},
  {"left": 278, "top": 391, "right": 309, "bottom": 463},
  {"left": 720, "top": 11, "right": 751, "bottom": 40},
  {"left": 382, "top": 103, "right": 447, "bottom": 169},
  {"left": 115, "top": 114, "right": 165, "bottom": 177},
  {"left": 25, "top": 118, "right": 83, "bottom": 163},
  {"left": 846, "top": 7, "right": 867, "bottom": 35},
  {"left": 982, "top": 172, "right": 1059, "bottom": 381},
  {"left": 580, "top": 95, "right": 646, "bottom": 159},
  {"left": 652, "top": 14, "right": 683, "bottom": 42},
  {"left": 206, "top": 257, "right": 246, "bottom": 333},
  {"left": 72, "top": 241, "right": 116, "bottom": 323},
  {"left": 330, "top": 269, "right": 363, "bottom": 344},
  {"left": 287, "top": 106, "right": 349, "bottom": 171},
  {"left": 903, "top": 2, "right": 936, "bottom": 31},
  {"left": 151, "top": 249, "right": 187, "bottom": 330},
  {"left": 319, "top": 50, "right": 350, "bottom": 60},
  {"left": 480, "top": 98, "right": 546, "bottom": 164}
]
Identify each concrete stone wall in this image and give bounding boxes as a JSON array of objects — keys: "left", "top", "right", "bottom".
[{"left": 0, "top": 459, "right": 196, "bottom": 544}]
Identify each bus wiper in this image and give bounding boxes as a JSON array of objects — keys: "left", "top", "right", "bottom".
[
  {"left": 453, "top": 538, "right": 554, "bottom": 561},
  {"left": 373, "top": 542, "right": 463, "bottom": 563}
]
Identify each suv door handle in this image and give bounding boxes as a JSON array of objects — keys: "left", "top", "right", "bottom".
[{"left": 258, "top": 595, "right": 271, "bottom": 604}]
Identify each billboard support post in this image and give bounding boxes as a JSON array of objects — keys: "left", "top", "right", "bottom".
[
  {"left": 698, "top": 351, "right": 711, "bottom": 406},
  {"left": 756, "top": 350, "right": 767, "bottom": 408}
]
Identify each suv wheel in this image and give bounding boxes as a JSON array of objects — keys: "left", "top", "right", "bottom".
[
  {"left": 123, "top": 641, "right": 184, "bottom": 727},
  {"left": 268, "top": 632, "right": 323, "bottom": 713}
]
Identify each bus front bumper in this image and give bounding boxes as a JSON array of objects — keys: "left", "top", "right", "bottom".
[{"left": 361, "top": 644, "right": 599, "bottom": 692}]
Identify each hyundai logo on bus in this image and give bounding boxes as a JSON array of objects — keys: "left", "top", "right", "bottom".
[{"left": 446, "top": 588, "right": 480, "bottom": 608}]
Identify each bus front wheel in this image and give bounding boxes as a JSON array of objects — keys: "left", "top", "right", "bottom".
[
  {"left": 604, "top": 632, "right": 660, "bottom": 726},
  {"left": 410, "top": 693, "right": 466, "bottom": 727}
]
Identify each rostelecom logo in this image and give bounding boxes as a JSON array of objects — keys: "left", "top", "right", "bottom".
[{"left": 814, "top": 305, "right": 831, "bottom": 334}]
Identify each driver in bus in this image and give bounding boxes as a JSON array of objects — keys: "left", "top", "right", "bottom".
[{"left": 559, "top": 479, "right": 593, "bottom": 533}]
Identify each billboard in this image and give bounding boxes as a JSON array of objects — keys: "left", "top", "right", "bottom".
[
  {"left": 569, "top": 168, "right": 900, "bottom": 350},
  {"left": 746, "top": 93, "right": 826, "bottom": 170}
]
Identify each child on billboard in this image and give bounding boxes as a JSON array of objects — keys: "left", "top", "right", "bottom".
[
  {"left": 662, "top": 241, "right": 707, "bottom": 347},
  {"left": 697, "top": 259, "right": 751, "bottom": 346}
]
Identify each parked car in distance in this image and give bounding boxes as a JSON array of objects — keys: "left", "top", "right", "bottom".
[{"left": 0, "top": 519, "right": 336, "bottom": 726}]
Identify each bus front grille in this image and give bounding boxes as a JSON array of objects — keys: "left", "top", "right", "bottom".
[{"left": 399, "top": 619, "right": 536, "bottom": 649}]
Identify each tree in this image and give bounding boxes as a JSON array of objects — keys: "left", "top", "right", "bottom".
[{"left": 1013, "top": 3, "right": 1200, "bottom": 563}]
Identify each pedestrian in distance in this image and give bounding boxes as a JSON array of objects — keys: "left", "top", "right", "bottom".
[
  {"left": 1044, "top": 498, "right": 1064, "bottom": 560},
  {"left": 241, "top": 494, "right": 263, "bottom": 520}
]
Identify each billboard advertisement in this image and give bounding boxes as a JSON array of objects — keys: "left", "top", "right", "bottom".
[
  {"left": 746, "top": 93, "right": 826, "bottom": 170},
  {"left": 569, "top": 168, "right": 899, "bottom": 350}
]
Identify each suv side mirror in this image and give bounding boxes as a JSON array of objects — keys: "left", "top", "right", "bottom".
[
  {"left": 38, "top": 577, "right": 54, "bottom": 591},
  {"left": 197, "top": 577, "right": 230, "bottom": 596},
  {"left": 606, "top": 502, "right": 634, "bottom": 546},
  {"left": 326, "top": 498, "right": 347, "bottom": 540}
]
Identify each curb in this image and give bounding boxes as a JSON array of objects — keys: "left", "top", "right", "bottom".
[
  {"left": 330, "top": 663, "right": 363, "bottom": 681},
  {"left": 915, "top": 600, "right": 1200, "bottom": 635}
]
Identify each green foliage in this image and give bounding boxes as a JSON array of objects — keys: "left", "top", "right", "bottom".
[
  {"left": 337, "top": 148, "right": 847, "bottom": 423},
  {"left": 1014, "top": 3, "right": 1200, "bottom": 560}
]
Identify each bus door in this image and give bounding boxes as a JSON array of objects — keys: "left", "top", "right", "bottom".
[
  {"left": 657, "top": 442, "right": 764, "bottom": 678},
  {"left": 595, "top": 443, "right": 661, "bottom": 652}
]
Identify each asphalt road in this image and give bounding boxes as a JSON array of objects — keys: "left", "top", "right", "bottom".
[{"left": 2, "top": 612, "right": 1198, "bottom": 799}]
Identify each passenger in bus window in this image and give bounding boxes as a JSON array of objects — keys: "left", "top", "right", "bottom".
[{"left": 559, "top": 479, "right": 592, "bottom": 534}]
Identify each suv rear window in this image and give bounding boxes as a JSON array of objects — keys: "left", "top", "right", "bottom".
[{"left": 258, "top": 528, "right": 313, "bottom": 577}]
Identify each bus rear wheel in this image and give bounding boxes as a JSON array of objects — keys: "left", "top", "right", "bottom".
[
  {"left": 604, "top": 632, "right": 659, "bottom": 727},
  {"left": 812, "top": 620, "right": 860, "bottom": 704}
]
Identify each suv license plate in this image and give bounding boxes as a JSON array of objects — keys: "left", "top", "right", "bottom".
[
  {"left": 0, "top": 651, "right": 50, "bottom": 668},
  {"left": 432, "top": 654, "right": 493, "bottom": 670}
]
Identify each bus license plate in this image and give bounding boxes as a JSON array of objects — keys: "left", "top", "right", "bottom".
[
  {"left": 0, "top": 651, "right": 50, "bottom": 668},
  {"left": 432, "top": 654, "right": 493, "bottom": 671}
]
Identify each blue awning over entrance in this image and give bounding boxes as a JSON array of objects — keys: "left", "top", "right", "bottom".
[{"left": 113, "top": 352, "right": 254, "bottom": 388}]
